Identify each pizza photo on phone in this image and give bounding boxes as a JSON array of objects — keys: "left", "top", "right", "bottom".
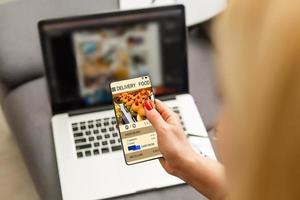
[{"left": 112, "top": 87, "right": 155, "bottom": 125}]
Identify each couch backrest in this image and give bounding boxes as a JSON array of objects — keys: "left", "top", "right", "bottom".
[{"left": 0, "top": 0, "right": 118, "bottom": 90}]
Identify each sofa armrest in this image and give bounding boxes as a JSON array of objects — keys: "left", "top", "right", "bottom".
[{"left": 0, "top": 0, "right": 119, "bottom": 91}]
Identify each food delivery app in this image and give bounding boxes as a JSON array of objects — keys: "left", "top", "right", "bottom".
[{"left": 110, "top": 76, "right": 162, "bottom": 165}]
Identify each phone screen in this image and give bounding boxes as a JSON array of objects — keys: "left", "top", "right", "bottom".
[{"left": 110, "top": 76, "right": 162, "bottom": 165}]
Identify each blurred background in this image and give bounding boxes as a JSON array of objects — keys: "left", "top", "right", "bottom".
[
  {"left": 0, "top": 0, "right": 226, "bottom": 199},
  {"left": 0, "top": 107, "right": 39, "bottom": 199}
]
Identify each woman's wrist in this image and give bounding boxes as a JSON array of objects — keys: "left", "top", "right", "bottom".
[
  {"left": 173, "top": 149, "right": 200, "bottom": 181},
  {"left": 176, "top": 152, "right": 227, "bottom": 200}
]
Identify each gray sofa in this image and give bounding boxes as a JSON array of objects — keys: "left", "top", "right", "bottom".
[{"left": 0, "top": 0, "right": 219, "bottom": 199}]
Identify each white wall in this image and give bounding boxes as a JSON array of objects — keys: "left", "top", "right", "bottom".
[{"left": 119, "top": 0, "right": 227, "bottom": 26}]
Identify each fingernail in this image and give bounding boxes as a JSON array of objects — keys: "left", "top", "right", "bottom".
[{"left": 144, "top": 100, "right": 153, "bottom": 111}]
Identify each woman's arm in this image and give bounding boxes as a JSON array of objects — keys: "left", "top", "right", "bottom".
[
  {"left": 181, "top": 153, "right": 226, "bottom": 200},
  {"left": 144, "top": 99, "right": 226, "bottom": 200}
]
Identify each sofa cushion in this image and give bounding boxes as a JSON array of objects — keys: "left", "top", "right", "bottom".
[{"left": 2, "top": 77, "right": 61, "bottom": 199}]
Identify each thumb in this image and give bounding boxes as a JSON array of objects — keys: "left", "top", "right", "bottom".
[{"left": 144, "top": 100, "right": 166, "bottom": 130}]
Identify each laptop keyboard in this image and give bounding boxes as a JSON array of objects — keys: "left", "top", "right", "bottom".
[
  {"left": 173, "top": 106, "right": 187, "bottom": 132},
  {"left": 72, "top": 106, "right": 186, "bottom": 159}
]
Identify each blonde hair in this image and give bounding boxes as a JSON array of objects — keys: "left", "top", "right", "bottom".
[{"left": 213, "top": 0, "right": 300, "bottom": 199}]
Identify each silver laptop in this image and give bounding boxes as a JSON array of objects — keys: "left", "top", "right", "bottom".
[{"left": 39, "top": 5, "right": 216, "bottom": 200}]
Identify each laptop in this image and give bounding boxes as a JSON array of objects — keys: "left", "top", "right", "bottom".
[{"left": 39, "top": 5, "right": 216, "bottom": 200}]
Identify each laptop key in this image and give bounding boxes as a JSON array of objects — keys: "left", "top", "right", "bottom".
[
  {"left": 85, "top": 151, "right": 91, "bottom": 156},
  {"left": 77, "top": 152, "right": 83, "bottom": 158},
  {"left": 73, "top": 127, "right": 78, "bottom": 131},
  {"left": 101, "top": 147, "right": 109, "bottom": 154},
  {"left": 93, "top": 130, "right": 99, "bottom": 134},
  {"left": 80, "top": 126, "right": 86, "bottom": 130},
  {"left": 85, "top": 130, "right": 91, "bottom": 136},
  {"left": 76, "top": 144, "right": 92, "bottom": 150},
  {"left": 74, "top": 132, "right": 83, "bottom": 137},
  {"left": 117, "top": 138, "right": 121, "bottom": 143},
  {"left": 104, "top": 134, "right": 110, "bottom": 139},
  {"left": 111, "top": 120, "right": 116, "bottom": 125},
  {"left": 89, "top": 137, "right": 94, "bottom": 141},
  {"left": 75, "top": 138, "right": 86, "bottom": 144},
  {"left": 104, "top": 121, "right": 109, "bottom": 126},
  {"left": 112, "top": 133, "right": 118, "bottom": 137},
  {"left": 102, "top": 141, "right": 108, "bottom": 146},
  {"left": 109, "top": 127, "right": 114, "bottom": 131},
  {"left": 94, "top": 142, "right": 100, "bottom": 147},
  {"left": 110, "top": 139, "right": 116, "bottom": 144},
  {"left": 93, "top": 149, "right": 100, "bottom": 155},
  {"left": 101, "top": 128, "right": 107, "bottom": 133},
  {"left": 96, "top": 135, "right": 102, "bottom": 140},
  {"left": 96, "top": 123, "right": 101, "bottom": 127},
  {"left": 111, "top": 145, "right": 122, "bottom": 151},
  {"left": 88, "top": 124, "right": 94, "bottom": 129}
]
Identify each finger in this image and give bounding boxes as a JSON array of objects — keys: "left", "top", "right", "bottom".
[
  {"left": 144, "top": 100, "right": 167, "bottom": 130},
  {"left": 159, "top": 157, "right": 166, "bottom": 166},
  {"left": 159, "top": 158, "right": 168, "bottom": 170},
  {"left": 155, "top": 99, "right": 179, "bottom": 123},
  {"left": 159, "top": 158, "right": 174, "bottom": 175}
]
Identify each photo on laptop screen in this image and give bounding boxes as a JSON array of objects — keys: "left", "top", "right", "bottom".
[
  {"left": 39, "top": 5, "right": 188, "bottom": 113},
  {"left": 72, "top": 22, "right": 162, "bottom": 105}
]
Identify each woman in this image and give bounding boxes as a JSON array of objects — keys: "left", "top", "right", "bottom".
[{"left": 143, "top": 0, "right": 300, "bottom": 199}]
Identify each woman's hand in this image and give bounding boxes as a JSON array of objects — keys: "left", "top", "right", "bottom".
[
  {"left": 143, "top": 99, "right": 198, "bottom": 178},
  {"left": 144, "top": 99, "right": 227, "bottom": 200}
]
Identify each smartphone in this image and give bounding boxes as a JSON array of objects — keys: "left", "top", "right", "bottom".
[{"left": 110, "top": 76, "right": 162, "bottom": 165}]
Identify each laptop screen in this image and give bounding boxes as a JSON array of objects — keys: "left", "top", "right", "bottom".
[{"left": 39, "top": 5, "right": 188, "bottom": 114}]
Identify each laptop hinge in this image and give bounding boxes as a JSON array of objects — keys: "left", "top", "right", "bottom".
[
  {"left": 68, "top": 105, "right": 113, "bottom": 116},
  {"left": 157, "top": 94, "right": 176, "bottom": 101}
]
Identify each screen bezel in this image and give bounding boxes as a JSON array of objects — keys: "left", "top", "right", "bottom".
[{"left": 38, "top": 5, "right": 189, "bottom": 115}]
